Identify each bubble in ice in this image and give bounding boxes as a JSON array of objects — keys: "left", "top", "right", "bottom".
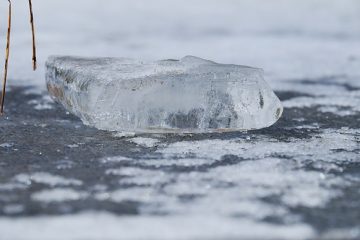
[{"left": 45, "top": 56, "right": 283, "bottom": 133}]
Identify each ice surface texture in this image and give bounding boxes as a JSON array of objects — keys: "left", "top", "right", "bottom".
[{"left": 46, "top": 56, "right": 282, "bottom": 133}]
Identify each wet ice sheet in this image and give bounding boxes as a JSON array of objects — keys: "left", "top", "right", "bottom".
[{"left": 1, "top": 86, "right": 360, "bottom": 239}]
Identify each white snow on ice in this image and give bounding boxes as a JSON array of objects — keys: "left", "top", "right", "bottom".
[
  {"left": 31, "top": 188, "right": 89, "bottom": 203},
  {"left": 127, "top": 137, "right": 161, "bottom": 148},
  {"left": 13, "top": 172, "right": 83, "bottom": 187},
  {"left": 0, "top": 212, "right": 315, "bottom": 240}
]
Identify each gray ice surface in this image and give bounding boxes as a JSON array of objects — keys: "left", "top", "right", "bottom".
[
  {"left": 1, "top": 0, "right": 360, "bottom": 239},
  {"left": 46, "top": 56, "right": 282, "bottom": 132}
]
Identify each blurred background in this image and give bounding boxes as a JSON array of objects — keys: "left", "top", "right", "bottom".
[{"left": 0, "top": 0, "right": 359, "bottom": 88}]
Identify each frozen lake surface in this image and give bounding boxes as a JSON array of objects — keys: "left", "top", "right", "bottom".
[{"left": 0, "top": 0, "right": 360, "bottom": 239}]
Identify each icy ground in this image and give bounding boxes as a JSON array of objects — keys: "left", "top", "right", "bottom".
[{"left": 0, "top": 0, "right": 360, "bottom": 239}]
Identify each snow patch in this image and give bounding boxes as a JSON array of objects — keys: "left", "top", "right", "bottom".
[
  {"left": 32, "top": 189, "right": 88, "bottom": 203},
  {"left": 128, "top": 137, "right": 160, "bottom": 148},
  {"left": 13, "top": 172, "right": 83, "bottom": 187},
  {"left": 0, "top": 212, "right": 315, "bottom": 240},
  {"left": 0, "top": 143, "right": 14, "bottom": 148}
]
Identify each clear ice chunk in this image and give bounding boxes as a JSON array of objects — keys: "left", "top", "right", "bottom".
[{"left": 45, "top": 56, "right": 283, "bottom": 133}]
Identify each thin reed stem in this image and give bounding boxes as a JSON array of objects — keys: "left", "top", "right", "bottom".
[
  {"left": 29, "top": 0, "right": 36, "bottom": 70},
  {"left": 1, "top": 0, "right": 12, "bottom": 114}
]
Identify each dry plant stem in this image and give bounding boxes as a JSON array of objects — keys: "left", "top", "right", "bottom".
[
  {"left": 0, "top": 0, "right": 12, "bottom": 114},
  {"left": 29, "top": 0, "right": 36, "bottom": 70}
]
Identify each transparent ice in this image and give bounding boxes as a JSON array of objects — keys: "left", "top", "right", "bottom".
[{"left": 46, "top": 56, "right": 283, "bottom": 133}]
